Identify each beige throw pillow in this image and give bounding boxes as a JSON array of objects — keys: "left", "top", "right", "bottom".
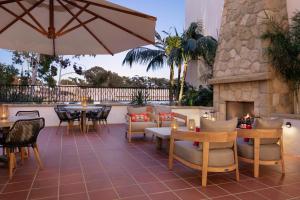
[
  {"left": 254, "top": 118, "right": 283, "bottom": 144},
  {"left": 199, "top": 118, "right": 238, "bottom": 149}
]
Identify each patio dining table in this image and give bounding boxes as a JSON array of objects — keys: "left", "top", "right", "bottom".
[{"left": 65, "top": 105, "right": 102, "bottom": 133}]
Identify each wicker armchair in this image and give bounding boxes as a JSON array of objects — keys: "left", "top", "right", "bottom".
[
  {"left": 1, "top": 118, "right": 45, "bottom": 179},
  {"left": 16, "top": 110, "right": 40, "bottom": 117}
]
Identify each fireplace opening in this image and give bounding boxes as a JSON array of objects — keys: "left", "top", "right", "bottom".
[
  {"left": 226, "top": 101, "right": 254, "bottom": 120},
  {"left": 226, "top": 101, "right": 255, "bottom": 128}
]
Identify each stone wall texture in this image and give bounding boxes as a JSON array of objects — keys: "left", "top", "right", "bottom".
[{"left": 212, "top": 0, "right": 293, "bottom": 120}]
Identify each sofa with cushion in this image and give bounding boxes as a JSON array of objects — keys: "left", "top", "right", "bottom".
[
  {"left": 169, "top": 117, "right": 239, "bottom": 187},
  {"left": 237, "top": 118, "right": 284, "bottom": 178},
  {"left": 125, "top": 106, "right": 157, "bottom": 142},
  {"left": 153, "top": 106, "right": 187, "bottom": 127}
]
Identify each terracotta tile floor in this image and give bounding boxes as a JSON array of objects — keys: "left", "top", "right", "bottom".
[{"left": 0, "top": 124, "right": 300, "bottom": 200}]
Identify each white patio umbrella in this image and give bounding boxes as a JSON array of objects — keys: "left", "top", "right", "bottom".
[{"left": 0, "top": 0, "right": 156, "bottom": 55}]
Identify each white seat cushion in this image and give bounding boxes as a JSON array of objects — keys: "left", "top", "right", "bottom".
[
  {"left": 174, "top": 141, "right": 235, "bottom": 167},
  {"left": 237, "top": 138, "right": 281, "bottom": 161}
]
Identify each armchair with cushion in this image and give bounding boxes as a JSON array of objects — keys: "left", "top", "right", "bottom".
[
  {"left": 237, "top": 118, "right": 284, "bottom": 178},
  {"left": 169, "top": 118, "right": 239, "bottom": 187},
  {"left": 153, "top": 106, "right": 187, "bottom": 127},
  {"left": 125, "top": 106, "right": 157, "bottom": 142}
]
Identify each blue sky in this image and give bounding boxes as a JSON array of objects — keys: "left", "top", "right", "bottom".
[{"left": 0, "top": 0, "right": 185, "bottom": 80}]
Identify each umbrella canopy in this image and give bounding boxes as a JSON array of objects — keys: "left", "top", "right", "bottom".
[{"left": 0, "top": 0, "right": 156, "bottom": 55}]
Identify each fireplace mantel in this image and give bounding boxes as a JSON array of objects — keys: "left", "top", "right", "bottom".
[{"left": 208, "top": 72, "right": 272, "bottom": 85}]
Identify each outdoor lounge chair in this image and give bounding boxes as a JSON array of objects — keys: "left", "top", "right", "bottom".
[
  {"left": 168, "top": 118, "right": 239, "bottom": 187},
  {"left": 153, "top": 106, "right": 187, "bottom": 127},
  {"left": 237, "top": 118, "right": 284, "bottom": 178},
  {"left": 126, "top": 106, "right": 157, "bottom": 142}
]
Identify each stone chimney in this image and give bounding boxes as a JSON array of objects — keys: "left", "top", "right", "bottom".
[{"left": 209, "top": 0, "right": 293, "bottom": 120}]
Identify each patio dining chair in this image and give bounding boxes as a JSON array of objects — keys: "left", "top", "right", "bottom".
[
  {"left": 168, "top": 118, "right": 239, "bottom": 187},
  {"left": 86, "top": 107, "right": 104, "bottom": 132},
  {"left": 54, "top": 107, "right": 81, "bottom": 135},
  {"left": 99, "top": 105, "right": 112, "bottom": 125},
  {"left": 0, "top": 118, "right": 45, "bottom": 179},
  {"left": 16, "top": 110, "right": 40, "bottom": 117}
]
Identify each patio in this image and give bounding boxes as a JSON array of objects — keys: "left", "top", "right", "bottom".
[{"left": 0, "top": 125, "right": 299, "bottom": 200}]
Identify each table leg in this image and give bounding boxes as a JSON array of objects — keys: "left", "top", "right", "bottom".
[
  {"left": 81, "top": 111, "right": 87, "bottom": 133},
  {"left": 156, "top": 137, "right": 163, "bottom": 150}
]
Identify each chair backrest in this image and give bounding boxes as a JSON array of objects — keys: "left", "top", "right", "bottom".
[
  {"left": 101, "top": 106, "right": 112, "bottom": 120},
  {"left": 171, "top": 130, "right": 237, "bottom": 144},
  {"left": 16, "top": 110, "right": 40, "bottom": 117},
  {"left": 54, "top": 107, "right": 70, "bottom": 121},
  {"left": 56, "top": 104, "right": 67, "bottom": 111},
  {"left": 5, "top": 118, "right": 45, "bottom": 146}
]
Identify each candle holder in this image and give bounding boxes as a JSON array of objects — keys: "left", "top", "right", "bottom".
[
  {"left": 188, "top": 119, "right": 196, "bottom": 131},
  {"left": 171, "top": 119, "right": 178, "bottom": 131},
  {"left": 81, "top": 96, "right": 87, "bottom": 107},
  {"left": 0, "top": 104, "right": 8, "bottom": 120}
]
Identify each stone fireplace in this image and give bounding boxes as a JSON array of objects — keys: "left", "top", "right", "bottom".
[{"left": 209, "top": 0, "right": 294, "bottom": 120}]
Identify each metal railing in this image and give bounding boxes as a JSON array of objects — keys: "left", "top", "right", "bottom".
[{"left": 0, "top": 85, "right": 170, "bottom": 103}]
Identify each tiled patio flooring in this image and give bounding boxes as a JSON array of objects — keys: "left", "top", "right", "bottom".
[{"left": 0, "top": 124, "right": 300, "bottom": 200}]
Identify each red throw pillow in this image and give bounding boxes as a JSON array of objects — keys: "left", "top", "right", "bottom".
[
  {"left": 130, "top": 113, "right": 150, "bottom": 122},
  {"left": 193, "top": 127, "right": 201, "bottom": 146},
  {"left": 159, "top": 112, "right": 174, "bottom": 121}
]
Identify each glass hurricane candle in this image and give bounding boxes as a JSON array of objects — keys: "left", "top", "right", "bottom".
[
  {"left": 0, "top": 105, "right": 8, "bottom": 120},
  {"left": 171, "top": 119, "right": 178, "bottom": 131},
  {"left": 188, "top": 119, "right": 196, "bottom": 131}
]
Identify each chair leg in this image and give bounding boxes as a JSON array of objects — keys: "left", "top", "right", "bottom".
[
  {"left": 202, "top": 142, "right": 209, "bottom": 187},
  {"left": 8, "top": 151, "right": 15, "bottom": 179},
  {"left": 168, "top": 138, "right": 174, "bottom": 170},
  {"left": 234, "top": 141, "right": 240, "bottom": 181},
  {"left": 20, "top": 148, "right": 26, "bottom": 165},
  {"left": 254, "top": 139, "right": 260, "bottom": 178},
  {"left": 33, "top": 145, "right": 43, "bottom": 169},
  {"left": 128, "top": 132, "right": 132, "bottom": 143},
  {"left": 56, "top": 121, "right": 62, "bottom": 135},
  {"left": 280, "top": 136, "right": 285, "bottom": 174}
]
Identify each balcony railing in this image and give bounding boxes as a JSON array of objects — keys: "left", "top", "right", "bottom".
[{"left": 0, "top": 85, "right": 170, "bottom": 103}]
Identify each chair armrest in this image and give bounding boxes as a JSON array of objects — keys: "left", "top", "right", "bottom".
[
  {"left": 173, "top": 112, "right": 187, "bottom": 125},
  {"left": 171, "top": 130, "right": 237, "bottom": 143},
  {"left": 237, "top": 129, "right": 282, "bottom": 139},
  {"left": 125, "top": 113, "right": 131, "bottom": 123}
]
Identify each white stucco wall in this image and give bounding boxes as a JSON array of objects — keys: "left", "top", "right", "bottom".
[
  {"left": 185, "top": 0, "right": 224, "bottom": 38},
  {"left": 287, "top": 0, "right": 300, "bottom": 20}
]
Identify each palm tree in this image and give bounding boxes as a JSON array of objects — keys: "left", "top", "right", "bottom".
[
  {"left": 122, "top": 31, "right": 180, "bottom": 103},
  {"left": 178, "top": 22, "right": 218, "bottom": 103}
]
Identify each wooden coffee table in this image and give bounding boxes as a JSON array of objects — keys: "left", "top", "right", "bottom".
[{"left": 145, "top": 127, "right": 188, "bottom": 150}]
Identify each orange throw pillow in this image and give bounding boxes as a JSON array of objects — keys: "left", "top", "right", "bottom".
[
  {"left": 159, "top": 112, "right": 174, "bottom": 121},
  {"left": 130, "top": 113, "right": 150, "bottom": 122}
]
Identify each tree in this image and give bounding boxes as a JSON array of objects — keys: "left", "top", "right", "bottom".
[
  {"left": 12, "top": 51, "right": 71, "bottom": 86},
  {"left": 122, "top": 32, "right": 176, "bottom": 103},
  {"left": 261, "top": 12, "right": 300, "bottom": 113},
  {"left": 0, "top": 63, "right": 19, "bottom": 85},
  {"left": 178, "top": 22, "right": 218, "bottom": 103}
]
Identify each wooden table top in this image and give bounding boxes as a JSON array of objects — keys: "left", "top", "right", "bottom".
[{"left": 65, "top": 105, "right": 102, "bottom": 111}]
